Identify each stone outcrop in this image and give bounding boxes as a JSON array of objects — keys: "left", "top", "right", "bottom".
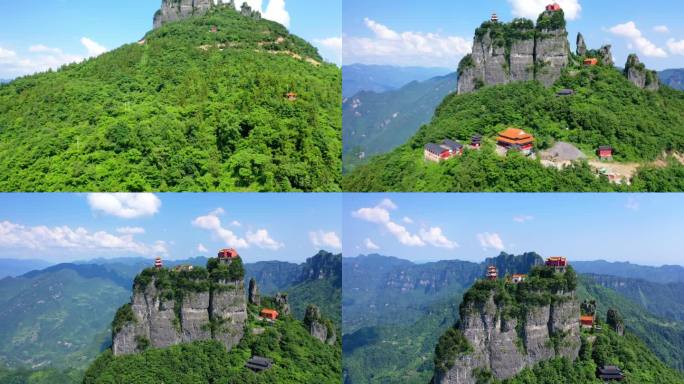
[
  {"left": 274, "top": 292, "right": 290, "bottom": 316},
  {"left": 598, "top": 45, "right": 614, "bottom": 67},
  {"left": 248, "top": 277, "right": 260, "bottom": 306},
  {"left": 153, "top": 0, "right": 261, "bottom": 29},
  {"left": 112, "top": 270, "right": 247, "bottom": 356},
  {"left": 433, "top": 278, "right": 581, "bottom": 383},
  {"left": 304, "top": 305, "right": 337, "bottom": 345},
  {"left": 153, "top": 0, "right": 214, "bottom": 29},
  {"left": 576, "top": 33, "right": 587, "bottom": 56},
  {"left": 457, "top": 10, "right": 569, "bottom": 94},
  {"left": 625, "top": 54, "right": 660, "bottom": 91}
]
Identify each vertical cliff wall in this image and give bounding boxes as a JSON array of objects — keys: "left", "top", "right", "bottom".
[
  {"left": 153, "top": 0, "right": 215, "bottom": 29},
  {"left": 433, "top": 267, "right": 581, "bottom": 384},
  {"left": 112, "top": 266, "right": 247, "bottom": 356},
  {"left": 457, "top": 10, "right": 570, "bottom": 94}
]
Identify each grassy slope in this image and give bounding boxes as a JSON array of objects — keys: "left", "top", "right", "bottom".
[
  {"left": 0, "top": 7, "right": 341, "bottom": 192},
  {"left": 344, "top": 65, "right": 684, "bottom": 192}
]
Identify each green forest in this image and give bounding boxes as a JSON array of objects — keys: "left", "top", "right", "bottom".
[
  {"left": 344, "top": 64, "right": 684, "bottom": 192},
  {"left": 0, "top": 6, "right": 341, "bottom": 192},
  {"left": 83, "top": 311, "right": 341, "bottom": 384}
]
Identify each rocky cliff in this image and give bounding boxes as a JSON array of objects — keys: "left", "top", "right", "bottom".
[
  {"left": 153, "top": 0, "right": 214, "bottom": 29},
  {"left": 153, "top": 0, "right": 260, "bottom": 29},
  {"left": 433, "top": 266, "right": 581, "bottom": 384},
  {"left": 304, "top": 305, "right": 337, "bottom": 345},
  {"left": 625, "top": 54, "right": 660, "bottom": 91},
  {"left": 458, "top": 9, "right": 569, "bottom": 94},
  {"left": 112, "top": 259, "right": 247, "bottom": 356}
]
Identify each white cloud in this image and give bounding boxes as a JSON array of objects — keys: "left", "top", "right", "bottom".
[
  {"left": 230, "top": 220, "right": 242, "bottom": 227},
  {"left": 0, "top": 220, "right": 167, "bottom": 256},
  {"left": 192, "top": 210, "right": 249, "bottom": 248},
  {"left": 343, "top": 18, "right": 471, "bottom": 67},
  {"left": 192, "top": 209, "right": 282, "bottom": 250},
  {"left": 507, "top": 0, "right": 582, "bottom": 21},
  {"left": 263, "top": 0, "right": 290, "bottom": 27},
  {"left": 246, "top": 229, "right": 284, "bottom": 250},
  {"left": 197, "top": 243, "right": 209, "bottom": 253},
  {"left": 402, "top": 217, "right": 414, "bottom": 224},
  {"left": 609, "top": 21, "right": 668, "bottom": 58},
  {"left": 419, "top": 227, "right": 458, "bottom": 249},
  {"left": 352, "top": 199, "right": 455, "bottom": 249},
  {"left": 314, "top": 36, "right": 342, "bottom": 65},
  {"left": 364, "top": 238, "right": 380, "bottom": 250},
  {"left": 513, "top": 215, "right": 534, "bottom": 223},
  {"left": 0, "top": 37, "right": 107, "bottom": 79},
  {"left": 0, "top": 47, "right": 16, "bottom": 60},
  {"left": 653, "top": 25, "right": 670, "bottom": 34},
  {"left": 309, "top": 230, "right": 342, "bottom": 249},
  {"left": 116, "top": 226, "right": 146, "bottom": 235},
  {"left": 625, "top": 197, "right": 640, "bottom": 211},
  {"left": 477, "top": 232, "right": 505, "bottom": 251},
  {"left": 87, "top": 193, "right": 161, "bottom": 219},
  {"left": 667, "top": 38, "right": 684, "bottom": 55},
  {"left": 29, "top": 45, "right": 62, "bottom": 54},
  {"left": 227, "top": 0, "right": 289, "bottom": 27}
]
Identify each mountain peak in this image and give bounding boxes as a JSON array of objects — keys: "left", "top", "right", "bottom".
[{"left": 153, "top": 0, "right": 263, "bottom": 29}]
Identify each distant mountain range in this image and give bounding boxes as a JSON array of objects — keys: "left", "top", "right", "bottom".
[
  {"left": 0, "top": 251, "right": 340, "bottom": 374},
  {"left": 0, "top": 258, "right": 54, "bottom": 279},
  {"left": 342, "top": 64, "right": 451, "bottom": 98},
  {"left": 660, "top": 69, "right": 684, "bottom": 90},
  {"left": 342, "top": 73, "right": 457, "bottom": 172},
  {"left": 342, "top": 253, "right": 684, "bottom": 383}
]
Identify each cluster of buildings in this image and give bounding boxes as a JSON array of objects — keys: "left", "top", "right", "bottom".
[
  {"left": 483, "top": 256, "right": 569, "bottom": 283},
  {"left": 423, "top": 135, "right": 482, "bottom": 163}
]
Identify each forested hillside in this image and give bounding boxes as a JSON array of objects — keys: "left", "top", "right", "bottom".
[
  {"left": 344, "top": 65, "right": 684, "bottom": 192},
  {"left": 0, "top": 6, "right": 341, "bottom": 192}
]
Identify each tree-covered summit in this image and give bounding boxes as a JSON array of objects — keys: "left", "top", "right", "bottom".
[{"left": 0, "top": 5, "right": 341, "bottom": 192}]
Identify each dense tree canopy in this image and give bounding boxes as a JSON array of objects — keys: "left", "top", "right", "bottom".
[
  {"left": 344, "top": 65, "right": 684, "bottom": 192},
  {"left": 0, "top": 7, "right": 341, "bottom": 191}
]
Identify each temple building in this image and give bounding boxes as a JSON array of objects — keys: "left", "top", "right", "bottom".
[
  {"left": 260, "top": 308, "right": 279, "bottom": 320},
  {"left": 496, "top": 128, "right": 535, "bottom": 155},
  {"left": 546, "top": 256, "right": 568, "bottom": 272},
  {"left": 424, "top": 139, "right": 464, "bottom": 162},
  {"left": 154, "top": 257, "right": 163, "bottom": 269},
  {"left": 246, "top": 356, "right": 273, "bottom": 372},
  {"left": 218, "top": 248, "right": 240, "bottom": 265},
  {"left": 597, "top": 366, "right": 625, "bottom": 381},
  {"left": 598, "top": 146, "right": 613, "bottom": 161},
  {"left": 511, "top": 274, "right": 527, "bottom": 283},
  {"left": 545, "top": 3, "right": 562, "bottom": 12},
  {"left": 584, "top": 58, "right": 599, "bottom": 66},
  {"left": 471, "top": 134, "right": 482, "bottom": 149},
  {"left": 486, "top": 265, "right": 498, "bottom": 280}
]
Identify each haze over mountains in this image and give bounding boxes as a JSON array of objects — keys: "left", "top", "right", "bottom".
[{"left": 342, "top": 253, "right": 684, "bottom": 383}]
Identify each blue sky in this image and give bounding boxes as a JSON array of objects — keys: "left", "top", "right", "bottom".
[
  {"left": 0, "top": 193, "right": 342, "bottom": 263},
  {"left": 0, "top": 0, "right": 341, "bottom": 79},
  {"left": 344, "top": 193, "right": 684, "bottom": 267},
  {"left": 343, "top": 0, "right": 684, "bottom": 70}
]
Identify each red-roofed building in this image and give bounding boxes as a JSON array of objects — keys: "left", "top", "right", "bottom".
[
  {"left": 486, "top": 265, "right": 498, "bottom": 280},
  {"left": 218, "top": 248, "right": 240, "bottom": 265},
  {"left": 598, "top": 146, "right": 613, "bottom": 161},
  {"left": 511, "top": 274, "right": 527, "bottom": 283},
  {"left": 154, "top": 257, "right": 163, "bottom": 269},
  {"left": 584, "top": 58, "right": 598, "bottom": 66},
  {"left": 546, "top": 3, "right": 562, "bottom": 12},
  {"left": 261, "top": 309, "right": 279, "bottom": 320},
  {"left": 580, "top": 315, "right": 595, "bottom": 329},
  {"left": 497, "top": 128, "right": 535, "bottom": 155}
]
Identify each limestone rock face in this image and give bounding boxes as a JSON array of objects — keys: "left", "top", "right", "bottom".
[
  {"left": 576, "top": 33, "right": 587, "bottom": 56},
  {"left": 433, "top": 291, "right": 580, "bottom": 384},
  {"left": 112, "top": 277, "right": 247, "bottom": 356},
  {"left": 210, "top": 280, "right": 248, "bottom": 351},
  {"left": 304, "top": 305, "right": 337, "bottom": 345},
  {"left": 625, "top": 54, "right": 660, "bottom": 91},
  {"left": 457, "top": 12, "right": 569, "bottom": 94},
  {"left": 248, "top": 278, "right": 260, "bottom": 306},
  {"left": 598, "top": 45, "right": 614, "bottom": 66},
  {"left": 534, "top": 28, "right": 570, "bottom": 87},
  {"left": 275, "top": 292, "right": 290, "bottom": 316},
  {"left": 153, "top": 0, "right": 215, "bottom": 29}
]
